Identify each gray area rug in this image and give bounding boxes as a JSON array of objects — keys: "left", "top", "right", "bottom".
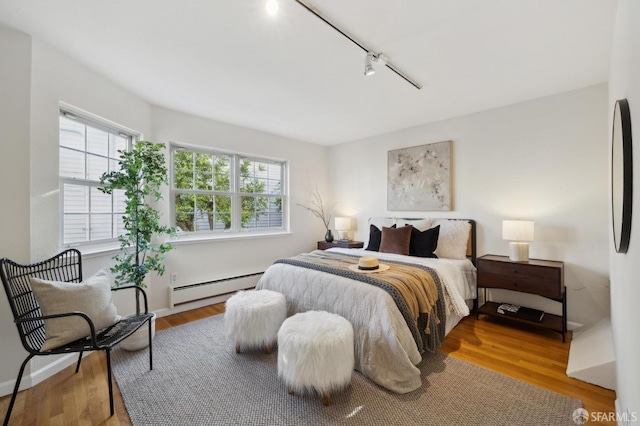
[{"left": 112, "top": 314, "right": 582, "bottom": 426}]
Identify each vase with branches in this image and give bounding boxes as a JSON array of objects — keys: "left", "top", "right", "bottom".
[{"left": 297, "top": 186, "right": 336, "bottom": 242}]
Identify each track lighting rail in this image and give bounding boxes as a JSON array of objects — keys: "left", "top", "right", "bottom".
[{"left": 293, "top": 0, "right": 422, "bottom": 90}]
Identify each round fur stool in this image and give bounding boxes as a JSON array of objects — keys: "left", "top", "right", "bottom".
[
  {"left": 277, "top": 311, "right": 354, "bottom": 406},
  {"left": 225, "top": 290, "right": 286, "bottom": 354}
]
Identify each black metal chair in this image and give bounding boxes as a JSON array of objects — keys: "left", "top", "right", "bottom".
[{"left": 0, "top": 249, "right": 153, "bottom": 425}]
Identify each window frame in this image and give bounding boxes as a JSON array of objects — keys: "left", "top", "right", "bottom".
[
  {"left": 170, "top": 143, "right": 288, "bottom": 237},
  {"left": 58, "top": 105, "right": 139, "bottom": 249}
]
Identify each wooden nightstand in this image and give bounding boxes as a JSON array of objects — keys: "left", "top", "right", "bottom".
[
  {"left": 476, "top": 254, "right": 566, "bottom": 342},
  {"left": 317, "top": 240, "right": 364, "bottom": 250}
]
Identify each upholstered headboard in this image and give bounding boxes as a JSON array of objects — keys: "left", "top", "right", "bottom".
[{"left": 367, "top": 217, "right": 477, "bottom": 265}]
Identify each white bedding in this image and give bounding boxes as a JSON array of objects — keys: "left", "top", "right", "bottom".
[
  {"left": 255, "top": 248, "right": 477, "bottom": 394},
  {"left": 330, "top": 248, "right": 477, "bottom": 317}
]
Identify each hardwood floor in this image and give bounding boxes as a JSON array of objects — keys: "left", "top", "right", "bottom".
[
  {"left": 1, "top": 303, "right": 616, "bottom": 425},
  {"left": 441, "top": 315, "right": 616, "bottom": 426}
]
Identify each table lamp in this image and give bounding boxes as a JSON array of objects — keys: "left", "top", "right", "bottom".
[
  {"left": 502, "top": 220, "right": 534, "bottom": 262},
  {"left": 335, "top": 217, "right": 352, "bottom": 241}
]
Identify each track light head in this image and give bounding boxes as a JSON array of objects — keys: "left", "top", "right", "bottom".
[
  {"left": 294, "top": 0, "right": 421, "bottom": 88},
  {"left": 364, "top": 52, "right": 377, "bottom": 76}
]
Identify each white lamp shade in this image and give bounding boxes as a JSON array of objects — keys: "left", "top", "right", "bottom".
[
  {"left": 335, "top": 217, "right": 351, "bottom": 231},
  {"left": 502, "top": 220, "right": 534, "bottom": 242}
]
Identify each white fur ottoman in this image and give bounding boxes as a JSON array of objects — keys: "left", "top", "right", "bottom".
[
  {"left": 224, "top": 290, "right": 286, "bottom": 354},
  {"left": 277, "top": 311, "right": 354, "bottom": 406}
]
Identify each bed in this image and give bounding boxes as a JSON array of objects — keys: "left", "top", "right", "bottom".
[{"left": 256, "top": 218, "right": 477, "bottom": 394}]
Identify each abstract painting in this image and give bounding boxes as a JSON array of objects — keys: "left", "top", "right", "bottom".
[{"left": 387, "top": 141, "right": 451, "bottom": 211}]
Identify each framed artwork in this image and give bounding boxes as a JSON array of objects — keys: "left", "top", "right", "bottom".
[{"left": 387, "top": 141, "right": 451, "bottom": 211}]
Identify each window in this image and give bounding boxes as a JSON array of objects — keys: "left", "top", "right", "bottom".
[
  {"left": 59, "top": 110, "right": 134, "bottom": 246},
  {"left": 171, "top": 145, "right": 286, "bottom": 235}
]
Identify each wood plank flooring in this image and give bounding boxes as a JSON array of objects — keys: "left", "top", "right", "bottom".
[
  {"left": 441, "top": 315, "right": 616, "bottom": 425},
  {"left": 1, "top": 303, "right": 616, "bottom": 425}
]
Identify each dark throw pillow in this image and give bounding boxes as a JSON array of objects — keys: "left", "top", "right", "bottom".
[
  {"left": 366, "top": 224, "right": 395, "bottom": 251},
  {"left": 379, "top": 225, "right": 412, "bottom": 256},
  {"left": 407, "top": 224, "right": 440, "bottom": 258}
]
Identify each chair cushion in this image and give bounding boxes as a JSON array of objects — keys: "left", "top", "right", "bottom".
[{"left": 31, "top": 269, "right": 121, "bottom": 352}]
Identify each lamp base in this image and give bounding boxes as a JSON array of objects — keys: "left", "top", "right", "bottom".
[
  {"left": 509, "top": 242, "right": 530, "bottom": 262},
  {"left": 337, "top": 230, "right": 350, "bottom": 241}
]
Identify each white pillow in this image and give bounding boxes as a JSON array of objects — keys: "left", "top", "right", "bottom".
[
  {"left": 31, "top": 269, "right": 121, "bottom": 352},
  {"left": 402, "top": 218, "right": 433, "bottom": 232},
  {"left": 432, "top": 220, "right": 471, "bottom": 259},
  {"left": 369, "top": 216, "right": 396, "bottom": 229}
]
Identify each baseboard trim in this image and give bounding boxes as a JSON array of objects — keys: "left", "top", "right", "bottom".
[
  {"left": 567, "top": 320, "right": 583, "bottom": 331},
  {"left": 0, "top": 353, "right": 79, "bottom": 397},
  {"left": 156, "top": 290, "right": 247, "bottom": 318}
]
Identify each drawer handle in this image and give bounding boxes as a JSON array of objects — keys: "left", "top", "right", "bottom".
[{"left": 512, "top": 282, "right": 518, "bottom": 286}]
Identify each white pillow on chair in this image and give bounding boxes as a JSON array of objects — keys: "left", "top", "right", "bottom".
[{"left": 31, "top": 269, "right": 121, "bottom": 352}]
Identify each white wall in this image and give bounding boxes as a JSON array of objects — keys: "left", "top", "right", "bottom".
[
  {"left": 328, "top": 85, "right": 610, "bottom": 328},
  {"left": 25, "top": 40, "right": 153, "bottom": 375},
  {"left": 30, "top": 40, "right": 152, "bottom": 263},
  {"left": 0, "top": 24, "right": 33, "bottom": 392},
  {"left": 148, "top": 106, "right": 329, "bottom": 311},
  {"left": 0, "top": 31, "right": 329, "bottom": 394},
  {"left": 608, "top": 0, "right": 640, "bottom": 418}
]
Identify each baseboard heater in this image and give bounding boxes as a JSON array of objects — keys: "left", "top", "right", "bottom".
[{"left": 169, "top": 272, "right": 264, "bottom": 308}]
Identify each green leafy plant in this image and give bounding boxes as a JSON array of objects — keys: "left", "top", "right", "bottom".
[{"left": 99, "top": 141, "right": 176, "bottom": 296}]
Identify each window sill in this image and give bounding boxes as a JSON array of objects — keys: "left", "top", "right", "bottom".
[
  {"left": 168, "top": 230, "right": 292, "bottom": 246},
  {"left": 62, "top": 242, "right": 122, "bottom": 259},
  {"left": 61, "top": 231, "right": 292, "bottom": 256}
]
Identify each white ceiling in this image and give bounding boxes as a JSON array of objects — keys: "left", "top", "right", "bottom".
[{"left": 0, "top": 0, "right": 617, "bottom": 145}]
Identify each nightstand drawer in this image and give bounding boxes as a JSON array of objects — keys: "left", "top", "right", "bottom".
[
  {"left": 477, "top": 258, "right": 562, "bottom": 298},
  {"left": 317, "top": 240, "right": 364, "bottom": 250},
  {"left": 476, "top": 254, "right": 566, "bottom": 342}
]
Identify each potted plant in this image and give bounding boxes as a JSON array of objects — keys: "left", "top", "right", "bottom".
[{"left": 99, "top": 140, "right": 176, "bottom": 350}]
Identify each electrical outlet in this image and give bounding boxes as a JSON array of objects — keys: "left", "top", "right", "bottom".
[{"left": 170, "top": 273, "right": 177, "bottom": 283}]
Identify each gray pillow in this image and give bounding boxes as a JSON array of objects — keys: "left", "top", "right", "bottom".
[{"left": 31, "top": 269, "right": 121, "bottom": 352}]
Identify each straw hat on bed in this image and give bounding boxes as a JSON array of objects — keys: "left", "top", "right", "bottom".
[{"left": 348, "top": 256, "right": 390, "bottom": 273}]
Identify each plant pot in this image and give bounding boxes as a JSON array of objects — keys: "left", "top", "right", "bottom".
[{"left": 121, "top": 312, "right": 156, "bottom": 351}]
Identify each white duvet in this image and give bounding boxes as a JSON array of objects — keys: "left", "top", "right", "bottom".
[{"left": 255, "top": 248, "right": 476, "bottom": 393}]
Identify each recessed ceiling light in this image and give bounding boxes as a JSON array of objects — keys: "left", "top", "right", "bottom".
[{"left": 266, "top": 0, "right": 279, "bottom": 16}]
